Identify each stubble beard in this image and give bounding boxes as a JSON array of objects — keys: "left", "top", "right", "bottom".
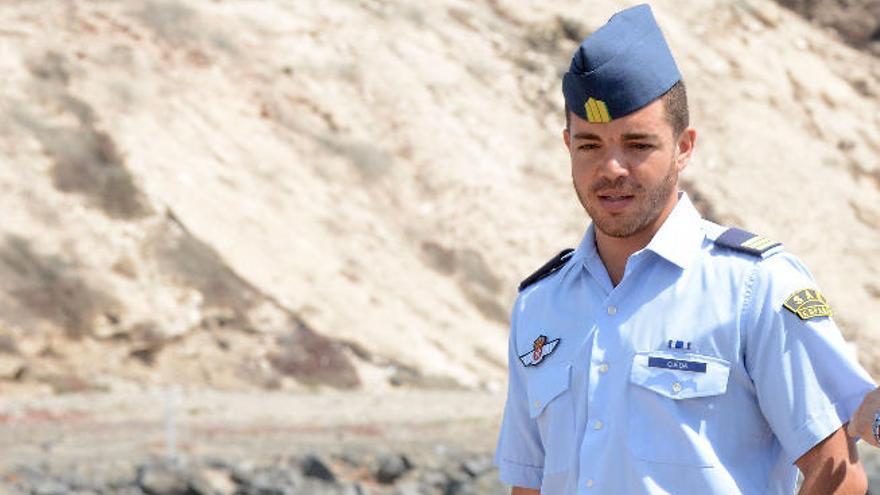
[{"left": 574, "top": 159, "right": 679, "bottom": 239}]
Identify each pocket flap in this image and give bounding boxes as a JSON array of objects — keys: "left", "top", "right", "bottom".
[
  {"left": 630, "top": 352, "right": 730, "bottom": 400},
  {"left": 526, "top": 363, "right": 572, "bottom": 418}
]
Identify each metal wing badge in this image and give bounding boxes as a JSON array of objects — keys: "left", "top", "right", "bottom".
[{"left": 519, "top": 335, "right": 560, "bottom": 367}]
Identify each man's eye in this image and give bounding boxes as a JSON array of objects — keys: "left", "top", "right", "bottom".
[
  {"left": 630, "top": 143, "right": 654, "bottom": 150},
  {"left": 578, "top": 143, "right": 600, "bottom": 150}
]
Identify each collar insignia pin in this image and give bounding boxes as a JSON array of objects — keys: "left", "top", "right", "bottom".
[{"left": 667, "top": 340, "right": 692, "bottom": 350}]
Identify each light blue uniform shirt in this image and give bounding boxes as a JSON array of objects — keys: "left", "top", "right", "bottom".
[{"left": 494, "top": 193, "right": 875, "bottom": 494}]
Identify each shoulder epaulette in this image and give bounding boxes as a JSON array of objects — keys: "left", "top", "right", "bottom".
[
  {"left": 714, "top": 227, "right": 781, "bottom": 257},
  {"left": 518, "top": 249, "right": 574, "bottom": 292}
]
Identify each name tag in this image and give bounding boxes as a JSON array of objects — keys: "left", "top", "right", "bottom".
[{"left": 648, "top": 357, "right": 707, "bottom": 373}]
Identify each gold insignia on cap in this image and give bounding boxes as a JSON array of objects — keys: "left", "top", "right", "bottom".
[
  {"left": 585, "top": 97, "right": 611, "bottom": 123},
  {"left": 783, "top": 288, "right": 833, "bottom": 321}
]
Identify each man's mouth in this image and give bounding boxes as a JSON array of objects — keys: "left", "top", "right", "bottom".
[{"left": 597, "top": 192, "right": 636, "bottom": 212}]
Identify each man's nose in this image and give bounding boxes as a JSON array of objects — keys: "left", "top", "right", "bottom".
[{"left": 598, "top": 149, "right": 629, "bottom": 180}]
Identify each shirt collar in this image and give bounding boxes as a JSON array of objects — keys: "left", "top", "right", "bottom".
[
  {"left": 571, "top": 191, "right": 706, "bottom": 272},
  {"left": 643, "top": 191, "right": 706, "bottom": 269}
]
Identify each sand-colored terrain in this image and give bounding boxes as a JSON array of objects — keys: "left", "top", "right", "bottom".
[
  {"left": 1, "top": 0, "right": 878, "bottom": 396},
  {"left": 0, "top": 0, "right": 879, "bottom": 491}
]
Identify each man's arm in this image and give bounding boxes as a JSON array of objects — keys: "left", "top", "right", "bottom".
[
  {"left": 511, "top": 487, "right": 540, "bottom": 495},
  {"left": 847, "top": 386, "right": 880, "bottom": 447},
  {"left": 795, "top": 425, "right": 867, "bottom": 495},
  {"left": 495, "top": 305, "right": 546, "bottom": 490}
]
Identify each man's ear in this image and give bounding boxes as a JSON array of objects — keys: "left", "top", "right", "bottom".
[
  {"left": 563, "top": 127, "right": 571, "bottom": 152},
  {"left": 675, "top": 127, "right": 697, "bottom": 173}
]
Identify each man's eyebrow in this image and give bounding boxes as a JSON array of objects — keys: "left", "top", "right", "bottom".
[
  {"left": 571, "top": 132, "right": 661, "bottom": 141},
  {"left": 622, "top": 132, "right": 660, "bottom": 141}
]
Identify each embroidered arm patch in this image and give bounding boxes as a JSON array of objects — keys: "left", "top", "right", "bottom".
[{"left": 783, "top": 288, "right": 833, "bottom": 320}]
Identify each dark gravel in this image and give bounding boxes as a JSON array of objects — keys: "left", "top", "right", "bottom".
[{"left": 0, "top": 450, "right": 506, "bottom": 495}]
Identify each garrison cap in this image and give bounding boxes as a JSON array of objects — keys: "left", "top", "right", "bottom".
[{"left": 562, "top": 4, "right": 681, "bottom": 123}]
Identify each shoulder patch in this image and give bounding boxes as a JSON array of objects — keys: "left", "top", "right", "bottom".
[
  {"left": 783, "top": 288, "right": 833, "bottom": 320},
  {"left": 714, "top": 227, "right": 781, "bottom": 257},
  {"left": 518, "top": 249, "right": 574, "bottom": 292}
]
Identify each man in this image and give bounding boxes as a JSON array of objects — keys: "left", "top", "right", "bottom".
[{"left": 493, "top": 4, "right": 876, "bottom": 494}]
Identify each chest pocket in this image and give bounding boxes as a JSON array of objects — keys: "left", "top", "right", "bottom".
[
  {"left": 526, "top": 363, "right": 575, "bottom": 474},
  {"left": 628, "top": 351, "right": 731, "bottom": 467}
]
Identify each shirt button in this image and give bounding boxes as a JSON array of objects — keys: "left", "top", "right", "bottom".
[
  {"left": 598, "top": 362, "right": 609, "bottom": 373},
  {"left": 672, "top": 382, "right": 682, "bottom": 394},
  {"left": 593, "top": 420, "right": 604, "bottom": 430},
  {"left": 606, "top": 306, "right": 617, "bottom": 315},
  {"left": 586, "top": 479, "right": 595, "bottom": 488},
  {"left": 534, "top": 400, "right": 541, "bottom": 408}
]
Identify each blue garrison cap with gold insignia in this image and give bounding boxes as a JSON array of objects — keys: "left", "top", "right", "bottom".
[{"left": 562, "top": 4, "right": 681, "bottom": 123}]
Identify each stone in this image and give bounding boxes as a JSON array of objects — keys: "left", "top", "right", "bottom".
[
  {"left": 4, "top": 466, "right": 47, "bottom": 491},
  {"left": 418, "top": 470, "right": 448, "bottom": 489},
  {"left": 0, "top": 356, "right": 26, "bottom": 380},
  {"left": 376, "top": 454, "right": 412, "bottom": 484},
  {"left": 460, "top": 457, "right": 493, "bottom": 478},
  {"left": 300, "top": 455, "right": 336, "bottom": 482},
  {"left": 31, "top": 480, "right": 70, "bottom": 495},
  {"left": 0, "top": 483, "right": 22, "bottom": 495},
  {"left": 137, "top": 464, "right": 189, "bottom": 495},
  {"left": 296, "top": 479, "right": 349, "bottom": 495},
  {"left": 188, "top": 466, "right": 236, "bottom": 495},
  {"left": 87, "top": 460, "right": 139, "bottom": 491},
  {"left": 110, "top": 487, "right": 148, "bottom": 495},
  {"left": 237, "top": 466, "right": 298, "bottom": 495},
  {"left": 342, "top": 483, "right": 371, "bottom": 495},
  {"left": 391, "top": 481, "right": 426, "bottom": 495}
]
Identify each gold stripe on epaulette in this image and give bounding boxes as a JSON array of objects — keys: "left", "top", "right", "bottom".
[{"left": 741, "top": 236, "right": 776, "bottom": 251}]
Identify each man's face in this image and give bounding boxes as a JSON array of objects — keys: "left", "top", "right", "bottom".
[{"left": 563, "top": 98, "right": 694, "bottom": 239}]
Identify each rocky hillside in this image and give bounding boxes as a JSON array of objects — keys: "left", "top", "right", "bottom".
[
  {"left": 0, "top": 0, "right": 878, "bottom": 396},
  {"left": 774, "top": 0, "right": 880, "bottom": 55}
]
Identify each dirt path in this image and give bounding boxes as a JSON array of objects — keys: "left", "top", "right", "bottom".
[{"left": 0, "top": 389, "right": 504, "bottom": 470}]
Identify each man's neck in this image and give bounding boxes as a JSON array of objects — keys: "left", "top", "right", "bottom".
[{"left": 595, "top": 196, "right": 679, "bottom": 286}]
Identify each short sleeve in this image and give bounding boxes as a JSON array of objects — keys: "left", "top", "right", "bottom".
[
  {"left": 743, "top": 252, "right": 875, "bottom": 464},
  {"left": 494, "top": 299, "right": 544, "bottom": 489}
]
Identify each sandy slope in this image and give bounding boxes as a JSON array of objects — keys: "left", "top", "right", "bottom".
[{"left": 0, "top": 0, "right": 877, "bottom": 396}]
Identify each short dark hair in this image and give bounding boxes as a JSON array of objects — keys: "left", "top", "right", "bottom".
[{"left": 565, "top": 80, "right": 689, "bottom": 137}]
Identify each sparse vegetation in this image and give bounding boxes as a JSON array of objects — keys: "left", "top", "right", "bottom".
[
  {"left": 268, "top": 318, "right": 360, "bottom": 389},
  {"left": 420, "top": 241, "right": 507, "bottom": 323},
  {"left": 132, "top": 0, "right": 199, "bottom": 44},
  {"left": 19, "top": 52, "right": 153, "bottom": 220},
  {"left": 1, "top": 236, "right": 121, "bottom": 339},
  {"left": 321, "top": 138, "right": 394, "bottom": 182}
]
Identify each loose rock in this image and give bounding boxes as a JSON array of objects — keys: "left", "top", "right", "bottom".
[
  {"left": 31, "top": 480, "right": 69, "bottom": 495},
  {"left": 460, "top": 457, "right": 492, "bottom": 478},
  {"left": 300, "top": 454, "right": 336, "bottom": 482},
  {"left": 376, "top": 454, "right": 413, "bottom": 484},
  {"left": 137, "top": 464, "right": 189, "bottom": 495}
]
